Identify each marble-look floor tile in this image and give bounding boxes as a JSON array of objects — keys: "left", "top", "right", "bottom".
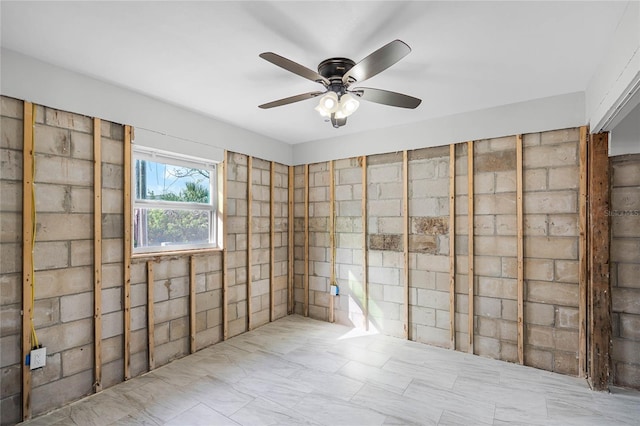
[{"left": 20, "top": 315, "right": 640, "bottom": 426}]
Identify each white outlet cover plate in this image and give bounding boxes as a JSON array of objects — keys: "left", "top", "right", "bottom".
[{"left": 30, "top": 347, "right": 46, "bottom": 370}]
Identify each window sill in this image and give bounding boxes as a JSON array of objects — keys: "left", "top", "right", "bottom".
[{"left": 131, "top": 247, "right": 223, "bottom": 261}]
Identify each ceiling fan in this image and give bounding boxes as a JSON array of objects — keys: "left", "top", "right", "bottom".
[{"left": 258, "top": 40, "right": 422, "bottom": 128}]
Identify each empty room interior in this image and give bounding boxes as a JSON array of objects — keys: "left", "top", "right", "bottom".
[{"left": 2, "top": 1, "right": 640, "bottom": 425}]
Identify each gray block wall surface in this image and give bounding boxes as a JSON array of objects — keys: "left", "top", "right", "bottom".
[{"left": 610, "top": 154, "right": 640, "bottom": 388}]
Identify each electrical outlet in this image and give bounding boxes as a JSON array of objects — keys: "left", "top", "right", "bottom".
[
  {"left": 30, "top": 347, "right": 46, "bottom": 370},
  {"left": 330, "top": 284, "right": 339, "bottom": 296}
]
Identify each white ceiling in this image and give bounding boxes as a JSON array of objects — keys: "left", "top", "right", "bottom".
[{"left": 0, "top": 1, "right": 629, "bottom": 145}]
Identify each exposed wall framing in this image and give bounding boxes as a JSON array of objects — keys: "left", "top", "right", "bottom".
[
  {"left": 578, "top": 127, "right": 589, "bottom": 377},
  {"left": 21, "top": 101, "right": 34, "bottom": 421},
  {"left": 329, "top": 160, "right": 336, "bottom": 323},
  {"left": 304, "top": 164, "right": 309, "bottom": 317},
  {"left": 222, "top": 151, "right": 229, "bottom": 340},
  {"left": 403, "top": 151, "right": 410, "bottom": 339},
  {"left": 146, "top": 261, "right": 155, "bottom": 370},
  {"left": 516, "top": 134, "right": 525, "bottom": 365},
  {"left": 93, "top": 117, "right": 103, "bottom": 391},
  {"left": 449, "top": 144, "right": 456, "bottom": 349},
  {"left": 288, "top": 166, "right": 294, "bottom": 314},
  {"left": 270, "top": 162, "right": 276, "bottom": 322},
  {"left": 588, "top": 132, "right": 611, "bottom": 390},
  {"left": 361, "top": 156, "right": 369, "bottom": 330},
  {"left": 123, "top": 125, "right": 132, "bottom": 380},
  {"left": 189, "top": 256, "right": 196, "bottom": 353},
  {"left": 247, "top": 156, "right": 253, "bottom": 330},
  {"left": 467, "top": 141, "right": 475, "bottom": 354}
]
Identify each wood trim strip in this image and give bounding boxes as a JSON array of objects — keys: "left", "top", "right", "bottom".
[
  {"left": 222, "top": 151, "right": 229, "bottom": 340},
  {"left": 588, "top": 132, "right": 611, "bottom": 391},
  {"left": 147, "top": 261, "right": 155, "bottom": 370},
  {"left": 361, "top": 156, "right": 369, "bottom": 330},
  {"left": 467, "top": 141, "right": 475, "bottom": 354},
  {"left": 329, "top": 160, "right": 335, "bottom": 323},
  {"left": 516, "top": 134, "right": 524, "bottom": 365},
  {"left": 288, "top": 166, "right": 294, "bottom": 314},
  {"left": 449, "top": 144, "right": 456, "bottom": 350},
  {"left": 123, "top": 125, "right": 132, "bottom": 380},
  {"left": 189, "top": 256, "right": 196, "bottom": 353},
  {"left": 247, "top": 156, "right": 253, "bottom": 330},
  {"left": 578, "top": 126, "right": 588, "bottom": 377},
  {"left": 270, "top": 162, "right": 275, "bottom": 322},
  {"left": 93, "top": 117, "right": 103, "bottom": 392},
  {"left": 304, "top": 164, "right": 309, "bottom": 317},
  {"left": 403, "top": 150, "right": 410, "bottom": 340},
  {"left": 22, "top": 101, "right": 34, "bottom": 421}
]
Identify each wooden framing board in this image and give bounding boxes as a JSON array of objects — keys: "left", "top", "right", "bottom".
[
  {"left": 588, "top": 132, "right": 611, "bottom": 391},
  {"left": 189, "top": 256, "right": 196, "bottom": 353},
  {"left": 403, "top": 151, "right": 410, "bottom": 340},
  {"left": 578, "top": 126, "right": 588, "bottom": 377},
  {"left": 304, "top": 164, "right": 309, "bottom": 317},
  {"left": 329, "top": 160, "right": 335, "bottom": 323},
  {"left": 270, "top": 162, "right": 275, "bottom": 322},
  {"left": 147, "top": 261, "right": 155, "bottom": 370},
  {"left": 361, "top": 156, "right": 369, "bottom": 330},
  {"left": 516, "top": 134, "right": 524, "bottom": 365},
  {"left": 467, "top": 141, "right": 475, "bottom": 354},
  {"left": 247, "top": 156, "right": 253, "bottom": 330},
  {"left": 93, "top": 118, "right": 103, "bottom": 392},
  {"left": 449, "top": 144, "right": 456, "bottom": 350},
  {"left": 222, "top": 152, "right": 229, "bottom": 340},
  {"left": 22, "top": 101, "right": 34, "bottom": 421},
  {"left": 123, "top": 125, "right": 132, "bottom": 380},
  {"left": 288, "top": 166, "right": 294, "bottom": 314}
]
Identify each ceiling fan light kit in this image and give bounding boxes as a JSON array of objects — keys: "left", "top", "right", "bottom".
[{"left": 259, "top": 40, "right": 421, "bottom": 128}]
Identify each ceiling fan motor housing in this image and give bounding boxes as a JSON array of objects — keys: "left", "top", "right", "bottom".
[{"left": 318, "top": 58, "right": 355, "bottom": 94}]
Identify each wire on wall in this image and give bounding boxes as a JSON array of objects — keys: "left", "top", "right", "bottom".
[{"left": 29, "top": 104, "right": 39, "bottom": 350}]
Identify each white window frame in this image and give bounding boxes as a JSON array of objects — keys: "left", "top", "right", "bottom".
[{"left": 132, "top": 146, "right": 219, "bottom": 254}]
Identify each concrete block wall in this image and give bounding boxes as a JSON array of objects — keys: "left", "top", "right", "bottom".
[
  {"left": 249, "top": 158, "right": 272, "bottom": 328},
  {"left": 1, "top": 96, "right": 25, "bottom": 425},
  {"left": 226, "top": 152, "right": 250, "bottom": 337},
  {"left": 408, "top": 146, "right": 451, "bottom": 348},
  {"left": 272, "top": 163, "right": 290, "bottom": 321},
  {"left": 471, "top": 137, "right": 519, "bottom": 362},
  {"left": 610, "top": 154, "right": 640, "bottom": 389},
  {"left": 334, "top": 157, "right": 365, "bottom": 328},
  {"left": 0, "top": 96, "right": 294, "bottom": 423},
  {"left": 307, "top": 162, "right": 331, "bottom": 321},
  {"left": 454, "top": 143, "right": 471, "bottom": 352},
  {"left": 366, "top": 153, "right": 406, "bottom": 337},
  {"left": 522, "top": 129, "right": 580, "bottom": 375},
  {"left": 293, "top": 165, "right": 305, "bottom": 315}
]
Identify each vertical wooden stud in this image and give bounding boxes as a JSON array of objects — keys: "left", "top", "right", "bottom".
[
  {"left": 123, "top": 125, "right": 132, "bottom": 380},
  {"left": 361, "top": 156, "right": 369, "bottom": 330},
  {"left": 304, "top": 164, "right": 309, "bottom": 317},
  {"left": 449, "top": 144, "right": 456, "bottom": 350},
  {"left": 467, "top": 141, "right": 475, "bottom": 354},
  {"left": 329, "top": 160, "right": 335, "bottom": 323},
  {"left": 147, "top": 261, "right": 155, "bottom": 370},
  {"left": 222, "top": 151, "right": 229, "bottom": 340},
  {"left": 288, "top": 166, "right": 294, "bottom": 314},
  {"left": 189, "top": 256, "right": 196, "bottom": 353},
  {"left": 588, "top": 132, "right": 611, "bottom": 391},
  {"left": 403, "top": 151, "right": 410, "bottom": 340},
  {"left": 270, "top": 162, "right": 275, "bottom": 322},
  {"left": 578, "top": 126, "right": 588, "bottom": 377},
  {"left": 516, "top": 134, "right": 524, "bottom": 365},
  {"left": 21, "top": 101, "right": 34, "bottom": 421},
  {"left": 93, "top": 118, "right": 103, "bottom": 392},
  {"left": 247, "top": 156, "right": 253, "bottom": 330}
]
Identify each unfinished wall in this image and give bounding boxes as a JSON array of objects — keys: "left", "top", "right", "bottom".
[
  {"left": 0, "top": 97, "right": 292, "bottom": 423},
  {"left": 610, "top": 154, "right": 640, "bottom": 389}
]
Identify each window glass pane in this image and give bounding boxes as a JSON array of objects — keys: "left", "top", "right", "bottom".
[
  {"left": 134, "top": 208, "right": 211, "bottom": 248},
  {"left": 135, "top": 158, "right": 211, "bottom": 204}
]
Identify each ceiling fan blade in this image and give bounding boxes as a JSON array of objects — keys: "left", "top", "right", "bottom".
[
  {"left": 259, "top": 91, "right": 324, "bottom": 109},
  {"left": 342, "top": 40, "right": 411, "bottom": 86},
  {"left": 260, "top": 52, "right": 330, "bottom": 86},
  {"left": 352, "top": 87, "right": 422, "bottom": 109}
]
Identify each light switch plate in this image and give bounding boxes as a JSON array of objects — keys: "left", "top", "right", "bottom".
[{"left": 30, "top": 347, "right": 46, "bottom": 370}]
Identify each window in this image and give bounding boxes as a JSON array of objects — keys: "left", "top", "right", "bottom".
[{"left": 133, "top": 147, "right": 218, "bottom": 253}]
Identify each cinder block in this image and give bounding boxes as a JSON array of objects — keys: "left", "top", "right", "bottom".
[
  {"left": 70, "top": 131, "right": 92, "bottom": 160},
  {"left": 0, "top": 181, "right": 22, "bottom": 212},
  {"left": 554, "top": 329, "right": 578, "bottom": 352},
  {"left": 101, "top": 188, "right": 123, "bottom": 214},
  {"left": 612, "top": 288, "right": 640, "bottom": 315},
  {"left": 612, "top": 160, "right": 640, "bottom": 187},
  {"left": 35, "top": 124, "right": 71, "bottom": 156},
  {"left": 525, "top": 237, "right": 577, "bottom": 260},
  {"left": 527, "top": 281, "right": 578, "bottom": 307},
  {"left": 36, "top": 156, "right": 93, "bottom": 186},
  {"left": 556, "top": 307, "right": 578, "bottom": 329},
  {"left": 102, "top": 311, "right": 124, "bottom": 339},
  {"left": 524, "top": 302, "right": 555, "bottom": 326},
  {"left": 524, "top": 144, "right": 577, "bottom": 168},
  {"left": 475, "top": 194, "right": 516, "bottom": 215},
  {"left": 611, "top": 240, "right": 640, "bottom": 263},
  {"left": 477, "top": 277, "right": 516, "bottom": 299},
  {"left": 34, "top": 241, "right": 69, "bottom": 270},
  {"left": 36, "top": 318, "right": 93, "bottom": 354},
  {"left": 0, "top": 305, "right": 21, "bottom": 336},
  {"left": 548, "top": 166, "right": 579, "bottom": 190},
  {"left": 524, "top": 214, "right": 548, "bottom": 236},
  {"left": 61, "top": 343, "right": 93, "bottom": 377},
  {"left": 31, "top": 369, "right": 93, "bottom": 417},
  {"left": 1, "top": 96, "right": 23, "bottom": 119},
  {"left": 170, "top": 317, "right": 189, "bottom": 341},
  {"left": 540, "top": 128, "right": 579, "bottom": 145},
  {"left": 416, "top": 324, "right": 450, "bottom": 348},
  {"left": 524, "top": 258, "right": 554, "bottom": 281},
  {"left": 555, "top": 260, "right": 578, "bottom": 283},
  {"left": 60, "top": 291, "right": 93, "bottom": 322},
  {"left": 1, "top": 149, "right": 23, "bottom": 181},
  {"left": 614, "top": 361, "right": 640, "bottom": 388},
  {"left": 553, "top": 350, "right": 578, "bottom": 375},
  {"left": 475, "top": 150, "right": 516, "bottom": 174},
  {"left": 548, "top": 214, "right": 578, "bottom": 237},
  {"left": 475, "top": 335, "right": 501, "bottom": 359},
  {"left": 45, "top": 108, "right": 92, "bottom": 133},
  {"left": 523, "top": 168, "right": 547, "bottom": 191},
  {"left": 620, "top": 314, "right": 640, "bottom": 340},
  {"left": 37, "top": 213, "right": 91, "bottom": 241},
  {"left": 35, "top": 183, "right": 69, "bottom": 213},
  {"left": 35, "top": 266, "right": 92, "bottom": 298}
]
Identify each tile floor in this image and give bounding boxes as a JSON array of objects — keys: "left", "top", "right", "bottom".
[{"left": 22, "top": 315, "right": 640, "bottom": 425}]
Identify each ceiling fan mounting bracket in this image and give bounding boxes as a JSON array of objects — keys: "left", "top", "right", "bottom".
[{"left": 318, "top": 58, "right": 356, "bottom": 85}]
